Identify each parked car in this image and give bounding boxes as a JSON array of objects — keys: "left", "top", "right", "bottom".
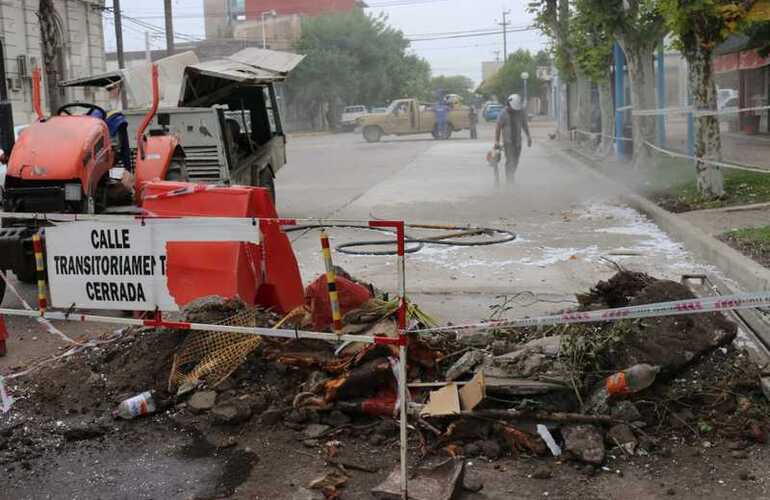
[
  {"left": 370, "top": 107, "right": 388, "bottom": 114},
  {"left": 483, "top": 103, "right": 503, "bottom": 122},
  {"left": 340, "top": 105, "right": 368, "bottom": 132}
]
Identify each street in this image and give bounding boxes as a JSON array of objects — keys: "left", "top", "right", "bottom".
[{"left": 280, "top": 121, "right": 711, "bottom": 324}]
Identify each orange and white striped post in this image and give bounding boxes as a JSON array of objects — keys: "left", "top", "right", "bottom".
[
  {"left": 32, "top": 231, "right": 48, "bottom": 312},
  {"left": 319, "top": 230, "right": 343, "bottom": 335}
]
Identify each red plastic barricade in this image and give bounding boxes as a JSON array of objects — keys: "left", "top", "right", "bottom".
[{"left": 141, "top": 181, "right": 304, "bottom": 314}]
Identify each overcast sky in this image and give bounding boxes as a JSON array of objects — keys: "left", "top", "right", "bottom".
[{"left": 103, "top": 0, "right": 547, "bottom": 85}]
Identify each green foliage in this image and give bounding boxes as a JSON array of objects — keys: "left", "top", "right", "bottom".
[
  {"left": 528, "top": 0, "right": 574, "bottom": 80},
  {"left": 479, "top": 49, "right": 542, "bottom": 100},
  {"left": 430, "top": 75, "right": 475, "bottom": 103},
  {"left": 578, "top": 0, "right": 667, "bottom": 47},
  {"left": 571, "top": 0, "right": 615, "bottom": 82},
  {"left": 660, "top": 0, "right": 754, "bottom": 57},
  {"left": 286, "top": 11, "right": 432, "bottom": 123},
  {"left": 742, "top": 20, "right": 770, "bottom": 56}
]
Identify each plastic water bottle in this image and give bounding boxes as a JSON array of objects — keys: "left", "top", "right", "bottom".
[
  {"left": 606, "top": 364, "right": 661, "bottom": 395},
  {"left": 113, "top": 391, "right": 157, "bottom": 419}
]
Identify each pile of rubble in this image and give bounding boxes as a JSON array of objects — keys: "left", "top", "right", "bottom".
[{"left": 0, "top": 270, "right": 768, "bottom": 498}]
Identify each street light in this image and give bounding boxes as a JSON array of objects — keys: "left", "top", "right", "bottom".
[
  {"left": 521, "top": 71, "right": 530, "bottom": 109},
  {"left": 261, "top": 9, "right": 278, "bottom": 49}
]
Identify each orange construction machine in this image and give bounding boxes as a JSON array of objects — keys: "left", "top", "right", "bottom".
[{"left": 0, "top": 65, "right": 303, "bottom": 313}]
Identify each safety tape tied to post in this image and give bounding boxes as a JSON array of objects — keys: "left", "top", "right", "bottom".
[
  {"left": 645, "top": 141, "right": 769, "bottom": 174},
  {"left": 573, "top": 129, "right": 633, "bottom": 142},
  {"left": 408, "top": 291, "right": 770, "bottom": 335}
]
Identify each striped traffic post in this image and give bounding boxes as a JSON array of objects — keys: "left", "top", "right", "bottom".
[
  {"left": 32, "top": 231, "right": 48, "bottom": 312},
  {"left": 319, "top": 230, "right": 343, "bottom": 334}
]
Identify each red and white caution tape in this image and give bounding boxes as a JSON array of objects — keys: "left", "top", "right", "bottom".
[
  {"left": 632, "top": 104, "right": 770, "bottom": 118},
  {"left": 0, "top": 272, "right": 76, "bottom": 344},
  {"left": 646, "top": 141, "right": 769, "bottom": 174},
  {"left": 408, "top": 291, "right": 770, "bottom": 335}
]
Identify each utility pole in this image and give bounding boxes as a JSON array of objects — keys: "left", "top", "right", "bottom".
[
  {"left": 164, "top": 0, "right": 175, "bottom": 56},
  {"left": 498, "top": 10, "right": 510, "bottom": 62},
  {"left": 113, "top": 0, "right": 125, "bottom": 69},
  {"left": 145, "top": 32, "right": 152, "bottom": 63},
  {"left": 493, "top": 50, "right": 501, "bottom": 63}
]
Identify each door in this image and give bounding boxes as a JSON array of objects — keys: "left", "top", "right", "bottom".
[{"left": 387, "top": 100, "right": 413, "bottom": 133}]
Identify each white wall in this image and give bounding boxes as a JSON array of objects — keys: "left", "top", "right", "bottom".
[{"left": 0, "top": 0, "right": 107, "bottom": 126}]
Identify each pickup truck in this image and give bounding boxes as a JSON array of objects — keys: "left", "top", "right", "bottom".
[{"left": 359, "top": 98, "right": 472, "bottom": 142}]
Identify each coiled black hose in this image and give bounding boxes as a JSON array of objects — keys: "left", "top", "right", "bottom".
[{"left": 284, "top": 223, "right": 517, "bottom": 256}]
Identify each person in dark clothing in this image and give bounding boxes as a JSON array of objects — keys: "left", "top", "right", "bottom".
[
  {"left": 469, "top": 106, "right": 478, "bottom": 139},
  {"left": 494, "top": 94, "right": 532, "bottom": 184}
]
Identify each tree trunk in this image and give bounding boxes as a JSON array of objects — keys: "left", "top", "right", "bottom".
[
  {"left": 575, "top": 69, "right": 593, "bottom": 148},
  {"left": 39, "top": 0, "right": 61, "bottom": 114},
  {"left": 619, "top": 40, "right": 658, "bottom": 169},
  {"left": 597, "top": 79, "right": 615, "bottom": 156},
  {"left": 689, "top": 45, "right": 725, "bottom": 199}
]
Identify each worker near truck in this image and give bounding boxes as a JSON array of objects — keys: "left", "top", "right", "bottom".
[{"left": 494, "top": 94, "right": 532, "bottom": 184}]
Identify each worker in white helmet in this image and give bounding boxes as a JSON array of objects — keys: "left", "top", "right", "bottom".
[{"left": 494, "top": 93, "right": 532, "bottom": 184}]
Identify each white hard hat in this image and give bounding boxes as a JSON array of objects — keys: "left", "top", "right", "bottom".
[{"left": 508, "top": 94, "right": 522, "bottom": 110}]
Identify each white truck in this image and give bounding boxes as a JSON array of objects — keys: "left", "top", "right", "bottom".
[{"left": 340, "top": 105, "right": 369, "bottom": 132}]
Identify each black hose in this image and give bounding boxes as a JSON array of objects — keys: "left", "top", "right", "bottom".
[{"left": 284, "top": 223, "right": 517, "bottom": 256}]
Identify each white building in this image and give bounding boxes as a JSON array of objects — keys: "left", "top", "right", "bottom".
[{"left": 0, "top": 0, "right": 106, "bottom": 125}]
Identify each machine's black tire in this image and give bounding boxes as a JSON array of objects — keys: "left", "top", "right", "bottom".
[
  {"left": 259, "top": 168, "right": 276, "bottom": 204},
  {"left": 363, "top": 126, "right": 383, "bottom": 143},
  {"left": 15, "top": 260, "right": 36, "bottom": 284},
  {"left": 0, "top": 274, "right": 6, "bottom": 306}
]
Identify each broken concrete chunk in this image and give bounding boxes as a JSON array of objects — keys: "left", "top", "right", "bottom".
[
  {"left": 446, "top": 350, "right": 487, "bottom": 381},
  {"left": 372, "top": 457, "right": 464, "bottom": 500},
  {"left": 458, "top": 332, "right": 492, "bottom": 348},
  {"left": 607, "top": 424, "right": 637, "bottom": 455},
  {"left": 304, "top": 424, "right": 331, "bottom": 439},
  {"left": 610, "top": 401, "right": 642, "bottom": 422},
  {"left": 188, "top": 390, "right": 217, "bottom": 412},
  {"left": 211, "top": 402, "right": 252, "bottom": 425},
  {"left": 562, "top": 425, "right": 605, "bottom": 465}
]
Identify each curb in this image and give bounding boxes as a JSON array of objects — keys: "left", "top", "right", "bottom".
[{"left": 554, "top": 146, "right": 770, "bottom": 293}]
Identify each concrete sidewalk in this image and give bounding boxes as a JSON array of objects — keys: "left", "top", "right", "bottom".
[{"left": 680, "top": 202, "right": 770, "bottom": 236}]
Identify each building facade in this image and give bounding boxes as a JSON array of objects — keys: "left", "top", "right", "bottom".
[
  {"left": 204, "top": 0, "right": 366, "bottom": 50},
  {"left": 0, "top": 0, "right": 106, "bottom": 125}
]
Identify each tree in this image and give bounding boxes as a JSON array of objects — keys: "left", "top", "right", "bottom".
[
  {"left": 579, "top": 0, "right": 668, "bottom": 169},
  {"left": 479, "top": 49, "right": 541, "bottom": 103},
  {"left": 529, "top": 0, "right": 594, "bottom": 139},
  {"left": 431, "top": 75, "right": 475, "bottom": 103},
  {"left": 38, "top": 0, "right": 64, "bottom": 113},
  {"left": 660, "top": 1, "right": 758, "bottom": 199},
  {"left": 287, "top": 11, "right": 432, "bottom": 128},
  {"left": 572, "top": 0, "right": 615, "bottom": 155}
]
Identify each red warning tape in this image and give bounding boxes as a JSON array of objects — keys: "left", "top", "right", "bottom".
[{"left": 408, "top": 292, "right": 770, "bottom": 335}]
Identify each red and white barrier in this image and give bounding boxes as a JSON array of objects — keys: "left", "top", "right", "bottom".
[{"left": 409, "top": 291, "right": 770, "bottom": 335}]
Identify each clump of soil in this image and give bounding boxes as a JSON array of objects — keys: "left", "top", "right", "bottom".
[{"left": 576, "top": 270, "right": 654, "bottom": 309}]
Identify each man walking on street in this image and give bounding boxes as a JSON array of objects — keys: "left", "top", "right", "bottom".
[
  {"left": 494, "top": 94, "right": 532, "bottom": 184},
  {"left": 469, "top": 106, "right": 478, "bottom": 139}
]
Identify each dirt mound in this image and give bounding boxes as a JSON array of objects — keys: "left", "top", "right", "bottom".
[
  {"left": 576, "top": 270, "right": 653, "bottom": 309},
  {"left": 602, "top": 279, "right": 737, "bottom": 373},
  {"left": 23, "top": 328, "right": 186, "bottom": 418}
]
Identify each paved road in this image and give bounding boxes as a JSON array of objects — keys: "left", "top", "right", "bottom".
[{"left": 281, "top": 121, "right": 713, "bottom": 324}]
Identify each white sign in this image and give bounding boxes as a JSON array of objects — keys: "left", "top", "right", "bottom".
[{"left": 45, "top": 219, "right": 260, "bottom": 311}]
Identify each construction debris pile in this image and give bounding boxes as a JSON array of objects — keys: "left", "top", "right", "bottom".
[{"left": 1, "top": 270, "right": 768, "bottom": 498}]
